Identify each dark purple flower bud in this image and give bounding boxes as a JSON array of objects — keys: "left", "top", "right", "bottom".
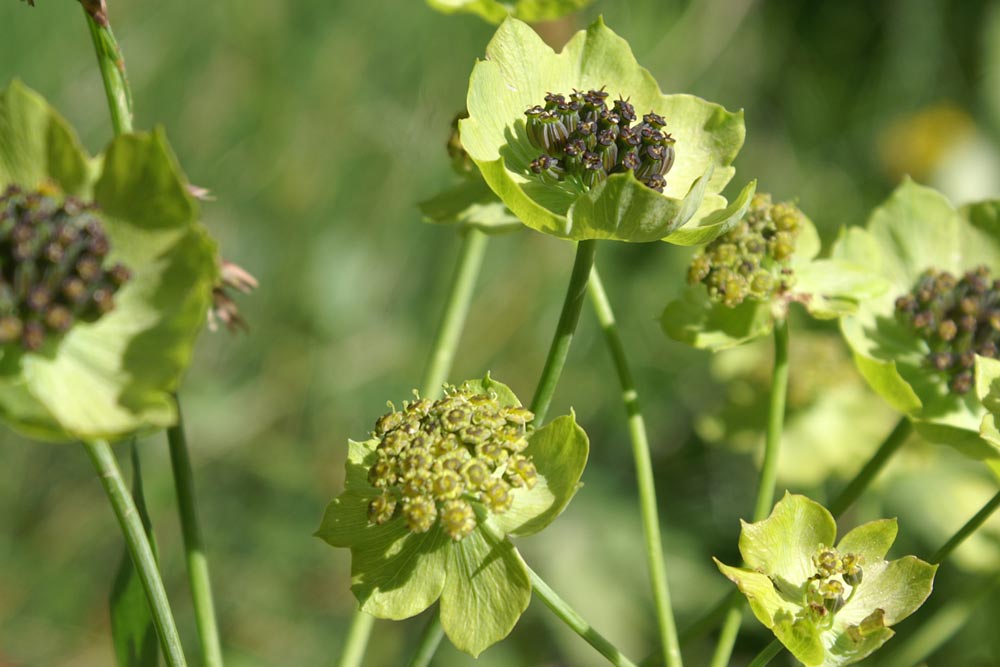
[
  {"left": 613, "top": 98, "right": 636, "bottom": 124},
  {"left": 643, "top": 112, "right": 667, "bottom": 128},
  {"left": 643, "top": 174, "right": 666, "bottom": 193}
]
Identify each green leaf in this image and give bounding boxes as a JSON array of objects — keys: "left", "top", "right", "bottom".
[
  {"left": 835, "top": 519, "right": 897, "bottom": 563},
  {"left": 459, "top": 17, "right": 749, "bottom": 242},
  {"left": 0, "top": 80, "right": 92, "bottom": 197},
  {"left": 419, "top": 177, "right": 521, "bottom": 235},
  {"left": 439, "top": 520, "right": 531, "bottom": 656},
  {"left": 795, "top": 259, "right": 891, "bottom": 319},
  {"left": 836, "top": 557, "right": 937, "bottom": 627},
  {"left": 427, "top": 0, "right": 595, "bottom": 24},
  {"left": 976, "top": 355, "right": 1000, "bottom": 449},
  {"left": 661, "top": 179, "right": 757, "bottom": 246},
  {"left": 458, "top": 372, "right": 521, "bottom": 408},
  {"left": 774, "top": 615, "right": 826, "bottom": 666},
  {"left": 492, "top": 411, "right": 589, "bottom": 536},
  {"left": 714, "top": 560, "right": 801, "bottom": 631},
  {"left": 661, "top": 285, "right": 773, "bottom": 351},
  {"left": 110, "top": 445, "right": 159, "bottom": 667},
  {"left": 739, "top": 493, "right": 837, "bottom": 599}
]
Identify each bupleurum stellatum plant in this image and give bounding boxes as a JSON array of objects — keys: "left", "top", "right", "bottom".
[
  {"left": 11, "top": 3, "right": 1000, "bottom": 667},
  {"left": 834, "top": 178, "right": 1000, "bottom": 467},
  {"left": 318, "top": 375, "right": 589, "bottom": 657},
  {"left": 716, "top": 494, "right": 936, "bottom": 667}
]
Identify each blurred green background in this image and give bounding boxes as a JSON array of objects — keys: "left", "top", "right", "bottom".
[{"left": 2, "top": 0, "right": 1000, "bottom": 665}]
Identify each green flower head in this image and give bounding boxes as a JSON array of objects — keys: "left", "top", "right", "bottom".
[
  {"left": 716, "top": 493, "right": 936, "bottom": 667},
  {"left": 427, "top": 0, "right": 595, "bottom": 25},
  {"left": 833, "top": 179, "right": 1000, "bottom": 461},
  {"left": 662, "top": 193, "right": 888, "bottom": 350},
  {"left": 0, "top": 81, "right": 218, "bottom": 441},
  {"left": 317, "top": 375, "right": 589, "bottom": 656},
  {"left": 459, "top": 17, "right": 757, "bottom": 243}
]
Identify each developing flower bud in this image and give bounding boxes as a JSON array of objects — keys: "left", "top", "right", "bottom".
[
  {"left": 686, "top": 193, "right": 804, "bottom": 307},
  {"left": 523, "top": 90, "right": 676, "bottom": 192},
  {"left": 842, "top": 552, "right": 863, "bottom": 587},
  {"left": 895, "top": 266, "right": 1000, "bottom": 394},
  {"left": 0, "top": 184, "right": 132, "bottom": 351},
  {"left": 364, "top": 389, "right": 537, "bottom": 541}
]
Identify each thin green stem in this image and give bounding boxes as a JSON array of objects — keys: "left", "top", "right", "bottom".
[
  {"left": 344, "top": 229, "right": 490, "bottom": 667},
  {"left": 420, "top": 228, "right": 490, "bottom": 399},
  {"left": 84, "top": 439, "right": 188, "bottom": 667},
  {"left": 929, "top": 489, "right": 1000, "bottom": 564},
  {"left": 827, "top": 417, "right": 911, "bottom": 517},
  {"left": 530, "top": 239, "right": 598, "bottom": 425},
  {"left": 527, "top": 563, "right": 640, "bottom": 667},
  {"left": 339, "top": 612, "right": 376, "bottom": 667},
  {"left": 746, "top": 638, "right": 782, "bottom": 667},
  {"left": 168, "top": 400, "right": 225, "bottom": 667},
  {"left": 655, "top": 416, "right": 912, "bottom": 667},
  {"left": 709, "top": 319, "right": 790, "bottom": 667},
  {"left": 587, "top": 266, "right": 681, "bottom": 667},
  {"left": 406, "top": 613, "right": 445, "bottom": 667},
  {"left": 83, "top": 7, "right": 133, "bottom": 135}
]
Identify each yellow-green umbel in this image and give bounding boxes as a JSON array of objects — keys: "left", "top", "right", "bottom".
[
  {"left": 0, "top": 81, "right": 217, "bottom": 441},
  {"left": 317, "top": 375, "right": 589, "bottom": 657}
]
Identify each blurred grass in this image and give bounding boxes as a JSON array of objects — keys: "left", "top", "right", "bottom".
[{"left": 1, "top": 0, "right": 1000, "bottom": 665}]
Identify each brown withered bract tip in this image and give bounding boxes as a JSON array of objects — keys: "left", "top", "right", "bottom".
[{"left": 79, "top": 0, "right": 109, "bottom": 27}]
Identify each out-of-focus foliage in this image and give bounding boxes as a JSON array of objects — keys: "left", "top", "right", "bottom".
[{"left": 2, "top": 0, "right": 1000, "bottom": 666}]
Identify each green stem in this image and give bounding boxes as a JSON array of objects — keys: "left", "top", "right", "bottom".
[
  {"left": 654, "top": 416, "right": 912, "bottom": 667},
  {"left": 420, "top": 228, "right": 490, "bottom": 399},
  {"left": 745, "top": 639, "right": 782, "bottom": 667},
  {"left": 344, "top": 229, "right": 491, "bottom": 667},
  {"left": 339, "top": 612, "right": 376, "bottom": 667},
  {"left": 827, "top": 417, "right": 911, "bottom": 517},
  {"left": 527, "top": 563, "right": 640, "bottom": 667},
  {"left": 530, "top": 239, "right": 598, "bottom": 425},
  {"left": 83, "top": 7, "right": 133, "bottom": 135},
  {"left": 84, "top": 439, "right": 188, "bottom": 667},
  {"left": 587, "top": 266, "right": 682, "bottom": 667},
  {"left": 168, "top": 400, "right": 225, "bottom": 667},
  {"left": 929, "top": 489, "right": 1000, "bottom": 564},
  {"left": 709, "top": 319, "right": 790, "bottom": 667},
  {"left": 406, "top": 613, "right": 445, "bottom": 667}
]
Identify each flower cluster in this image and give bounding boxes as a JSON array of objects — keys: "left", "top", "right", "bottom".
[
  {"left": 686, "top": 193, "right": 804, "bottom": 307},
  {"left": 894, "top": 266, "right": 1000, "bottom": 395},
  {"left": 0, "top": 184, "right": 131, "bottom": 351},
  {"left": 524, "top": 89, "right": 675, "bottom": 192},
  {"left": 805, "top": 545, "right": 864, "bottom": 620},
  {"left": 366, "top": 389, "right": 538, "bottom": 541}
]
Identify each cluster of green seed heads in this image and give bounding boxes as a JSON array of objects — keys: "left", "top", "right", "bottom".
[
  {"left": 895, "top": 266, "right": 1000, "bottom": 395},
  {"left": 366, "top": 388, "right": 538, "bottom": 541},
  {"left": 524, "top": 89, "right": 676, "bottom": 192},
  {"left": 0, "top": 184, "right": 131, "bottom": 351},
  {"left": 687, "top": 193, "right": 803, "bottom": 307},
  {"left": 804, "top": 545, "right": 864, "bottom": 621}
]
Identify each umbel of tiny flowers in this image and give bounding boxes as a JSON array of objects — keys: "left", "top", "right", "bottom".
[
  {"left": 0, "top": 81, "right": 218, "bottom": 441},
  {"left": 316, "top": 374, "right": 589, "bottom": 657},
  {"left": 662, "top": 193, "right": 888, "bottom": 351},
  {"left": 716, "top": 493, "right": 936, "bottom": 667},
  {"left": 426, "top": 0, "right": 595, "bottom": 25},
  {"left": 459, "top": 17, "right": 757, "bottom": 243},
  {"left": 833, "top": 178, "right": 1000, "bottom": 464}
]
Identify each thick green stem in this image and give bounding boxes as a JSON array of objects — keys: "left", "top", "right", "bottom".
[
  {"left": 405, "top": 613, "right": 445, "bottom": 667},
  {"left": 929, "top": 489, "right": 1000, "bottom": 564},
  {"left": 587, "top": 267, "right": 682, "bottom": 667},
  {"left": 344, "top": 229, "right": 490, "bottom": 666},
  {"left": 746, "top": 639, "right": 782, "bottom": 667},
  {"left": 84, "top": 440, "right": 188, "bottom": 667},
  {"left": 83, "top": 7, "right": 133, "bottom": 135},
  {"left": 651, "top": 417, "right": 912, "bottom": 667},
  {"left": 339, "top": 612, "right": 376, "bottom": 667},
  {"left": 530, "top": 239, "right": 598, "bottom": 425},
  {"left": 420, "top": 228, "right": 490, "bottom": 399},
  {"left": 709, "top": 319, "right": 790, "bottom": 667},
  {"left": 528, "top": 563, "right": 640, "bottom": 667},
  {"left": 168, "top": 400, "right": 225, "bottom": 667}
]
